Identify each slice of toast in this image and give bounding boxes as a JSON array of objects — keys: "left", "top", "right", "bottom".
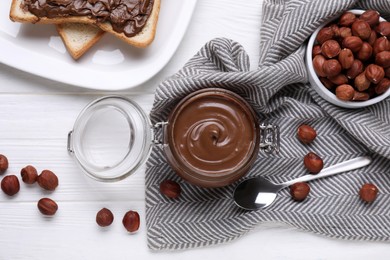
[
  {"left": 56, "top": 23, "right": 105, "bottom": 60},
  {"left": 10, "top": 0, "right": 160, "bottom": 48}
]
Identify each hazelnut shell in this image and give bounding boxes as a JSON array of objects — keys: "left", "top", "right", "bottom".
[
  {"left": 375, "top": 78, "right": 390, "bottom": 94},
  {"left": 21, "top": 165, "right": 38, "bottom": 184},
  {"left": 312, "top": 55, "right": 327, "bottom": 77},
  {"left": 1, "top": 175, "right": 20, "bottom": 196},
  {"left": 375, "top": 51, "right": 390, "bottom": 68},
  {"left": 303, "top": 152, "right": 324, "bottom": 174},
  {"left": 322, "top": 59, "right": 342, "bottom": 78},
  {"left": 353, "top": 91, "right": 370, "bottom": 101},
  {"left": 290, "top": 182, "right": 310, "bottom": 201},
  {"left": 360, "top": 10, "right": 380, "bottom": 26},
  {"left": 373, "top": 37, "right": 390, "bottom": 55},
  {"left": 342, "top": 36, "right": 363, "bottom": 52},
  {"left": 376, "top": 21, "right": 390, "bottom": 37},
  {"left": 160, "top": 180, "right": 181, "bottom": 199},
  {"left": 335, "top": 84, "right": 355, "bottom": 101},
  {"left": 351, "top": 20, "right": 371, "bottom": 40},
  {"left": 37, "top": 198, "right": 58, "bottom": 216},
  {"left": 338, "top": 48, "right": 354, "bottom": 69},
  {"left": 316, "top": 27, "right": 335, "bottom": 44},
  {"left": 37, "top": 170, "right": 59, "bottom": 191},
  {"left": 359, "top": 183, "right": 378, "bottom": 203},
  {"left": 346, "top": 59, "right": 364, "bottom": 79},
  {"left": 354, "top": 72, "right": 371, "bottom": 92},
  {"left": 365, "top": 64, "right": 385, "bottom": 84},
  {"left": 297, "top": 125, "right": 317, "bottom": 144},
  {"left": 0, "top": 154, "right": 9, "bottom": 174},
  {"left": 339, "top": 12, "right": 356, "bottom": 27},
  {"left": 122, "top": 211, "right": 140, "bottom": 233},
  {"left": 357, "top": 42, "right": 373, "bottom": 61},
  {"left": 321, "top": 40, "right": 341, "bottom": 58},
  {"left": 96, "top": 208, "right": 114, "bottom": 227}
]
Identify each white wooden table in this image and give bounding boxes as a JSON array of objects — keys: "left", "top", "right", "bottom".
[{"left": 0, "top": 1, "right": 389, "bottom": 259}]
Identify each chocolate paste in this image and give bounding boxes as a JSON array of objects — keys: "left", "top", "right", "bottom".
[
  {"left": 169, "top": 90, "right": 258, "bottom": 178},
  {"left": 24, "top": 0, "right": 154, "bottom": 37}
]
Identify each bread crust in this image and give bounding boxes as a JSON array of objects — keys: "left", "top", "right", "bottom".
[
  {"left": 10, "top": 0, "right": 160, "bottom": 47},
  {"left": 56, "top": 23, "right": 105, "bottom": 60}
]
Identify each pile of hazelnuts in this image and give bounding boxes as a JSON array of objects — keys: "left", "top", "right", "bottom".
[
  {"left": 312, "top": 10, "right": 390, "bottom": 101},
  {"left": 0, "top": 154, "right": 59, "bottom": 215},
  {"left": 0, "top": 153, "right": 140, "bottom": 232},
  {"left": 293, "top": 125, "right": 378, "bottom": 203}
]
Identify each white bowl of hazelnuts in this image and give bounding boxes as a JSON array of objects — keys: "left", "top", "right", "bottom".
[{"left": 306, "top": 9, "right": 390, "bottom": 108}]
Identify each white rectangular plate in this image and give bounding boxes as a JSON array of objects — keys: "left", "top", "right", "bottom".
[{"left": 0, "top": 0, "right": 197, "bottom": 90}]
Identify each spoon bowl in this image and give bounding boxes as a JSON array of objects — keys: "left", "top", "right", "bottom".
[
  {"left": 233, "top": 176, "right": 282, "bottom": 210},
  {"left": 233, "top": 156, "right": 372, "bottom": 210}
]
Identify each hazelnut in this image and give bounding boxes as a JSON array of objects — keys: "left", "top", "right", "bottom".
[
  {"left": 0, "top": 154, "right": 9, "bottom": 174},
  {"left": 297, "top": 124, "right": 317, "bottom": 144},
  {"left": 323, "top": 59, "right": 342, "bottom": 78},
  {"left": 290, "top": 182, "right": 310, "bottom": 202},
  {"left": 1, "top": 175, "right": 20, "bottom": 196},
  {"left": 321, "top": 40, "right": 341, "bottom": 58},
  {"left": 360, "top": 10, "right": 380, "bottom": 27},
  {"left": 96, "top": 208, "right": 114, "bottom": 227},
  {"left": 312, "top": 44, "right": 322, "bottom": 57},
  {"left": 319, "top": 77, "right": 335, "bottom": 89},
  {"left": 365, "top": 64, "right": 385, "bottom": 84},
  {"left": 338, "top": 48, "right": 354, "bottom": 69},
  {"left": 376, "top": 21, "right": 390, "bottom": 37},
  {"left": 359, "top": 183, "right": 378, "bottom": 203},
  {"left": 20, "top": 165, "right": 38, "bottom": 184},
  {"left": 351, "top": 20, "right": 371, "bottom": 40},
  {"left": 339, "top": 27, "right": 352, "bottom": 39},
  {"left": 37, "top": 170, "right": 59, "bottom": 191},
  {"left": 342, "top": 36, "right": 363, "bottom": 52},
  {"left": 339, "top": 12, "right": 356, "bottom": 27},
  {"left": 335, "top": 84, "right": 355, "bottom": 101},
  {"left": 312, "top": 55, "right": 327, "bottom": 77},
  {"left": 368, "top": 30, "right": 377, "bottom": 46},
  {"left": 316, "top": 27, "right": 335, "bottom": 44},
  {"left": 303, "top": 152, "right": 324, "bottom": 174},
  {"left": 160, "top": 180, "right": 181, "bottom": 199},
  {"left": 346, "top": 59, "right": 364, "bottom": 79},
  {"left": 37, "top": 198, "right": 58, "bottom": 216},
  {"left": 375, "top": 78, "right": 390, "bottom": 94},
  {"left": 329, "top": 74, "right": 348, "bottom": 85},
  {"left": 122, "top": 210, "right": 140, "bottom": 233},
  {"left": 375, "top": 51, "right": 390, "bottom": 68},
  {"left": 373, "top": 36, "right": 390, "bottom": 55},
  {"left": 354, "top": 72, "right": 371, "bottom": 92},
  {"left": 353, "top": 91, "right": 370, "bottom": 101},
  {"left": 357, "top": 42, "right": 373, "bottom": 61}
]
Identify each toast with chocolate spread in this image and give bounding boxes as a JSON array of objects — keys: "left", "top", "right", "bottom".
[
  {"left": 56, "top": 23, "right": 105, "bottom": 60},
  {"left": 10, "top": 0, "right": 160, "bottom": 48}
]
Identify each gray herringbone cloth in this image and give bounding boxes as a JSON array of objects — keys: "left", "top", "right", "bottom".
[{"left": 145, "top": 0, "right": 390, "bottom": 250}]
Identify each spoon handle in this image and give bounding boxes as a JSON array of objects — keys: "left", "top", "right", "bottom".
[{"left": 281, "top": 156, "right": 372, "bottom": 187}]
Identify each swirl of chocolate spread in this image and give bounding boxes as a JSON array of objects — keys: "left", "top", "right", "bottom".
[
  {"left": 169, "top": 89, "right": 258, "bottom": 177},
  {"left": 24, "top": 0, "right": 154, "bottom": 37}
]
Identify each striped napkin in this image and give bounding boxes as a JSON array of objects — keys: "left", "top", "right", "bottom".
[{"left": 145, "top": 0, "right": 390, "bottom": 250}]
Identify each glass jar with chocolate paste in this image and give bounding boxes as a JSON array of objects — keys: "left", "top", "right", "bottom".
[{"left": 68, "top": 89, "right": 279, "bottom": 187}]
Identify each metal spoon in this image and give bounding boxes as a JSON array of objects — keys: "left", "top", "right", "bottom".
[{"left": 233, "top": 156, "right": 372, "bottom": 210}]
